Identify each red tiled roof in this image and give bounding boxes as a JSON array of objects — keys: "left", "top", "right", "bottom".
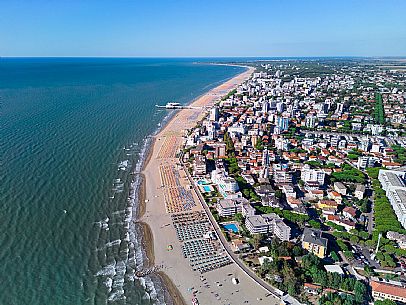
[{"left": 371, "top": 281, "right": 406, "bottom": 298}]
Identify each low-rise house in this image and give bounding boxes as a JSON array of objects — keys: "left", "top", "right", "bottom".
[
  {"left": 256, "top": 184, "right": 275, "bottom": 197},
  {"left": 317, "top": 199, "right": 338, "bottom": 210},
  {"left": 287, "top": 197, "right": 302, "bottom": 209},
  {"left": 231, "top": 239, "right": 251, "bottom": 253},
  {"left": 306, "top": 189, "right": 324, "bottom": 200},
  {"left": 261, "top": 194, "right": 281, "bottom": 207},
  {"left": 321, "top": 207, "right": 337, "bottom": 217},
  {"left": 328, "top": 190, "right": 343, "bottom": 204},
  {"left": 327, "top": 215, "right": 356, "bottom": 231},
  {"left": 343, "top": 206, "right": 357, "bottom": 220},
  {"left": 258, "top": 256, "right": 273, "bottom": 266},
  {"left": 304, "top": 283, "right": 320, "bottom": 295}
]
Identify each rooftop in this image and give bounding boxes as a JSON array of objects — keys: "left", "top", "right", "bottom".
[
  {"left": 302, "top": 228, "right": 328, "bottom": 248},
  {"left": 371, "top": 281, "right": 406, "bottom": 298}
]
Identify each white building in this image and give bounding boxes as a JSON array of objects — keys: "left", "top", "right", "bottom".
[
  {"left": 211, "top": 168, "right": 240, "bottom": 198},
  {"left": 378, "top": 169, "right": 406, "bottom": 229},
  {"left": 245, "top": 213, "right": 291, "bottom": 241},
  {"left": 301, "top": 165, "right": 326, "bottom": 186},
  {"left": 357, "top": 156, "right": 379, "bottom": 169},
  {"left": 355, "top": 184, "right": 365, "bottom": 200},
  {"left": 305, "top": 115, "right": 316, "bottom": 128},
  {"left": 387, "top": 188, "right": 406, "bottom": 228},
  {"left": 193, "top": 155, "right": 207, "bottom": 176},
  {"left": 210, "top": 106, "right": 219, "bottom": 121}
]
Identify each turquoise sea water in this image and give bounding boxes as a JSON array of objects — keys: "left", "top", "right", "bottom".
[{"left": 0, "top": 58, "right": 244, "bottom": 305}]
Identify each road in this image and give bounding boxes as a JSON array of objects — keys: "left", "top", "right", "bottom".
[
  {"left": 338, "top": 251, "right": 366, "bottom": 281},
  {"left": 179, "top": 154, "right": 284, "bottom": 301}
]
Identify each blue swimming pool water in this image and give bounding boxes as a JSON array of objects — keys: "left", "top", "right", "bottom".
[
  {"left": 223, "top": 223, "right": 239, "bottom": 233},
  {"left": 203, "top": 185, "right": 211, "bottom": 192}
]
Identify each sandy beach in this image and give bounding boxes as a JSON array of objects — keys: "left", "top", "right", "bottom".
[{"left": 139, "top": 66, "right": 280, "bottom": 305}]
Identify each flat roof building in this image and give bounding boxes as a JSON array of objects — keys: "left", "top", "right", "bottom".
[{"left": 245, "top": 213, "right": 291, "bottom": 241}]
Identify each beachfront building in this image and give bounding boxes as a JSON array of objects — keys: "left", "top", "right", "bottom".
[
  {"left": 216, "top": 198, "right": 249, "bottom": 217},
  {"left": 217, "top": 199, "right": 242, "bottom": 217},
  {"left": 210, "top": 106, "right": 219, "bottom": 122},
  {"left": 245, "top": 213, "right": 291, "bottom": 241},
  {"left": 193, "top": 155, "right": 207, "bottom": 176},
  {"left": 301, "top": 228, "right": 328, "bottom": 258},
  {"left": 211, "top": 168, "right": 240, "bottom": 199},
  {"left": 371, "top": 281, "right": 406, "bottom": 303}
]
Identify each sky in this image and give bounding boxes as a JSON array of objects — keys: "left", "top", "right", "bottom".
[{"left": 1, "top": 0, "right": 406, "bottom": 57}]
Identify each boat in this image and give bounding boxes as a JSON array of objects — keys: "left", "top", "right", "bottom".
[{"left": 192, "top": 297, "right": 199, "bottom": 305}]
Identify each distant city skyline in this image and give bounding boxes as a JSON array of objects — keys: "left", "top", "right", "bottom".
[{"left": 1, "top": 0, "right": 406, "bottom": 57}]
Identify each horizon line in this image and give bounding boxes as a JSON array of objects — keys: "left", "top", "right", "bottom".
[{"left": 1, "top": 55, "right": 406, "bottom": 59}]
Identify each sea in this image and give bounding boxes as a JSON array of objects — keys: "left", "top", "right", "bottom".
[{"left": 0, "top": 58, "right": 245, "bottom": 305}]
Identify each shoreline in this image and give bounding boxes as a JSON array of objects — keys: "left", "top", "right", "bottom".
[{"left": 136, "top": 65, "right": 259, "bottom": 304}]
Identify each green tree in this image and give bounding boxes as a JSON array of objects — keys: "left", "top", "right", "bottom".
[
  {"left": 354, "top": 281, "right": 367, "bottom": 303},
  {"left": 250, "top": 233, "right": 263, "bottom": 250}
]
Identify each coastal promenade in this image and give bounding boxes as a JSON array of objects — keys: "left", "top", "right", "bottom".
[{"left": 140, "top": 67, "right": 280, "bottom": 305}]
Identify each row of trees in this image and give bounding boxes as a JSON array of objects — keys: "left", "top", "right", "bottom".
[
  {"left": 371, "top": 179, "right": 404, "bottom": 235},
  {"left": 365, "top": 168, "right": 406, "bottom": 267},
  {"left": 374, "top": 93, "right": 385, "bottom": 125}
]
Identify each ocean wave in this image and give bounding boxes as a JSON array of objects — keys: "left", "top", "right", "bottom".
[{"left": 96, "top": 110, "right": 177, "bottom": 304}]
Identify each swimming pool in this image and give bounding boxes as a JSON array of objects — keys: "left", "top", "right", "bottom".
[
  {"left": 197, "top": 180, "right": 209, "bottom": 185},
  {"left": 222, "top": 223, "right": 239, "bottom": 233},
  {"left": 203, "top": 185, "right": 212, "bottom": 192}
]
